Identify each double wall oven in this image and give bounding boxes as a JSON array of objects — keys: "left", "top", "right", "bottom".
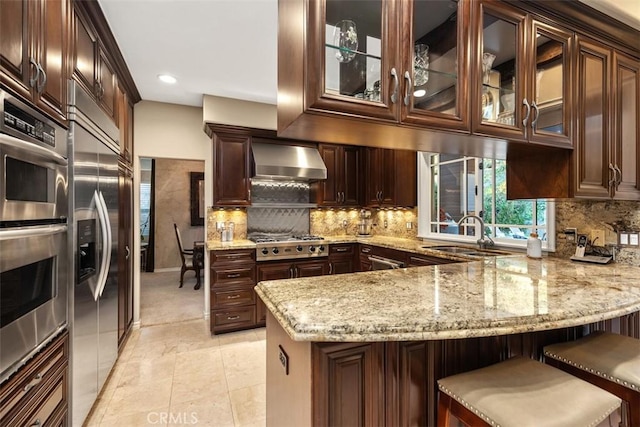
[{"left": 0, "top": 89, "right": 68, "bottom": 382}]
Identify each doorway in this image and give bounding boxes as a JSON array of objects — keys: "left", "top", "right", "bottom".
[{"left": 138, "top": 156, "right": 205, "bottom": 326}]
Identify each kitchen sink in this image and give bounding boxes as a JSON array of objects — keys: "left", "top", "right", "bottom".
[{"left": 422, "top": 245, "right": 514, "bottom": 257}]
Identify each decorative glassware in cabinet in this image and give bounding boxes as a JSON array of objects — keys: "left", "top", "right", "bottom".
[
  {"left": 414, "top": 44, "right": 430, "bottom": 86},
  {"left": 324, "top": 0, "right": 383, "bottom": 103}
]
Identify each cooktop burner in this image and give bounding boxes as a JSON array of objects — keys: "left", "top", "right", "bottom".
[{"left": 250, "top": 235, "right": 327, "bottom": 261}]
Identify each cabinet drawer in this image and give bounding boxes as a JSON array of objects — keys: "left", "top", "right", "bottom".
[
  {"left": 212, "top": 307, "right": 256, "bottom": 330},
  {"left": 329, "top": 244, "right": 355, "bottom": 256},
  {"left": 0, "top": 332, "right": 68, "bottom": 423},
  {"left": 211, "top": 250, "right": 255, "bottom": 264},
  {"left": 212, "top": 266, "right": 255, "bottom": 286},
  {"left": 212, "top": 287, "right": 256, "bottom": 309},
  {"left": 20, "top": 368, "right": 67, "bottom": 427}
]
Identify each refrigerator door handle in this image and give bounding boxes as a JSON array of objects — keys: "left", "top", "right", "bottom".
[
  {"left": 93, "top": 191, "right": 109, "bottom": 301},
  {"left": 96, "top": 191, "right": 112, "bottom": 299}
]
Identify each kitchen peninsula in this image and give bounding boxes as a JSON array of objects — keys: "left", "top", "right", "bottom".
[{"left": 255, "top": 255, "right": 640, "bottom": 426}]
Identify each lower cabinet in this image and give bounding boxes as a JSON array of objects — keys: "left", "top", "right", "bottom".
[
  {"left": 210, "top": 249, "right": 258, "bottom": 334},
  {"left": 312, "top": 342, "right": 385, "bottom": 427},
  {"left": 0, "top": 331, "right": 69, "bottom": 426},
  {"left": 328, "top": 244, "right": 356, "bottom": 275}
]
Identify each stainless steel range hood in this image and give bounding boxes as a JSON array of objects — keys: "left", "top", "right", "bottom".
[{"left": 251, "top": 142, "right": 327, "bottom": 181}]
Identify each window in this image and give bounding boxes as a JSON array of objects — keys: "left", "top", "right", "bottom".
[{"left": 417, "top": 153, "right": 555, "bottom": 250}]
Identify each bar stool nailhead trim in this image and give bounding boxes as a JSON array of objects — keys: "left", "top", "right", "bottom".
[{"left": 544, "top": 350, "right": 639, "bottom": 392}]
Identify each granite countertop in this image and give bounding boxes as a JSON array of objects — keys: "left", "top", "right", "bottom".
[
  {"left": 255, "top": 256, "right": 640, "bottom": 342},
  {"left": 206, "top": 239, "right": 256, "bottom": 250}
]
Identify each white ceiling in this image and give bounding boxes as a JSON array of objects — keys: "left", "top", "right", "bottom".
[{"left": 98, "top": 0, "right": 640, "bottom": 108}]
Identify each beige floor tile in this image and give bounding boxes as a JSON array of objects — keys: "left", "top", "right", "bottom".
[
  {"left": 168, "top": 398, "right": 236, "bottom": 427},
  {"left": 217, "top": 329, "right": 259, "bottom": 346},
  {"left": 140, "top": 272, "right": 204, "bottom": 327},
  {"left": 229, "top": 384, "right": 266, "bottom": 426},
  {"left": 170, "top": 370, "right": 229, "bottom": 407},
  {"left": 117, "top": 353, "right": 177, "bottom": 387},
  {"left": 103, "top": 377, "right": 173, "bottom": 419},
  {"left": 220, "top": 342, "right": 266, "bottom": 391},
  {"left": 99, "top": 409, "right": 169, "bottom": 427},
  {"left": 174, "top": 347, "right": 224, "bottom": 379},
  {"left": 128, "top": 336, "right": 180, "bottom": 362},
  {"left": 254, "top": 328, "right": 266, "bottom": 340}
]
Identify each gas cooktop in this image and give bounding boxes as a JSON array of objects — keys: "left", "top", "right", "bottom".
[{"left": 250, "top": 235, "right": 327, "bottom": 261}]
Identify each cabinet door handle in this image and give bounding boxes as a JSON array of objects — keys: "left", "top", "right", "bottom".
[
  {"left": 125, "top": 245, "right": 130, "bottom": 260},
  {"left": 30, "top": 419, "right": 41, "bottom": 426},
  {"left": 29, "top": 57, "right": 40, "bottom": 88},
  {"left": 336, "top": 247, "right": 348, "bottom": 252},
  {"left": 608, "top": 164, "right": 617, "bottom": 190},
  {"left": 226, "top": 315, "right": 240, "bottom": 321},
  {"left": 289, "top": 267, "right": 294, "bottom": 278},
  {"left": 530, "top": 101, "right": 539, "bottom": 129},
  {"left": 226, "top": 273, "right": 241, "bottom": 278},
  {"left": 522, "top": 98, "right": 531, "bottom": 127},
  {"left": 403, "top": 70, "right": 413, "bottom": 106},
  {"left": 226, "top": 294, "right": 241, "bottom": 299},
  {"left": 37, "top": 64, "right": 47, "bottom": 94},
  {"left": 362, "top": 248, "right": 371, "bottom": 253},
  {"left": 328, "top": 263, "right": 333, "bottom": 274},
  {"left": 390, "top": 68, "right": 399, "bottom": 104},
  {"left": 614, "top": 165, "right": 622, "bottom": 189},
  {"left": 23, "top": 373, "right": 43, "bottom": 394}
]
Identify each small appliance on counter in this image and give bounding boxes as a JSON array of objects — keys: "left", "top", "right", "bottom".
[{"left": 357, "top": 209, "right": 372, "bottom": 237}]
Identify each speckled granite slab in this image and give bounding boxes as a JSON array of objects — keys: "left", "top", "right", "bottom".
[
  {"left": 255, "top": 256, "right": 640, "bottom": 342},
  {"left": 206, "top": 239, "right": 256, "bottom": 251}
]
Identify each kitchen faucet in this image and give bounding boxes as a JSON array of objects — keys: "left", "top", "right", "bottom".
[{"left": 457, "top": 214, "right": 495, "bottom": 249}]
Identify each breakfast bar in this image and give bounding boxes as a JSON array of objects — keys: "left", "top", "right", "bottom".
[{"left": 255, "top": 256, "right": 640, "bottom": 426}]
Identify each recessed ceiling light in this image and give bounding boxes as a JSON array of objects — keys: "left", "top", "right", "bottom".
[
  {"left": 413, "top": 89, "right": 426, "bottom": 98},
  {"left": 157, "top": 74, "right": 177, "bottom": 84}
]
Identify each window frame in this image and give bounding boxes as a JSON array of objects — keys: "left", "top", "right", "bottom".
[{"left": 417, "top": 152, "right": 556, "bottom": 251}]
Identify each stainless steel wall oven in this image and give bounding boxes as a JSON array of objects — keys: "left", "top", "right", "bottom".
[{"left": 0, "top": 89, "right": 68, "bottom": 383}]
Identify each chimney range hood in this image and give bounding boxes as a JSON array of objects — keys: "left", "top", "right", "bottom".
[{"left": 251, "top": 142, "right": 327, "bottom": 181}]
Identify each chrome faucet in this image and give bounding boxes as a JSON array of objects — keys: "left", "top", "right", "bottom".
[{"left": 457, "top": 214, "right": 495, "bottom": 249}]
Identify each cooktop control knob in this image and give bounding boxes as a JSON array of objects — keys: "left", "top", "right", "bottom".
[
  {"left": 272, "top": 248, "right": 279, "bottom": 255},
  {"left": 261, "top": 248, "right": 269, "bottom": 255},
  {"left": 319, "top": 245, "right": 325, "bottom": 252},
  {"left": 296, "top": 245, "right": 303, "bottom": 252},
  {"left": 309, "top": 246, "right": 316, "bottom": 252}
]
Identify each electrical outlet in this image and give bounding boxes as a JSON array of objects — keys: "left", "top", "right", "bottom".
[
  {"left": 591, "top": 229, "right": 605, "bottom": 246},
  {"left": 406, "top": 222, "right": 413, "bottom": 230},
  {"left": 384, "top": 220, "right": 388, "bottom": 228},
  {"left": 620, "top": 232, "right": 629, "bottom": 245},
  {"left": 630, "top": 233, "right": 640, "bottom": 246}
]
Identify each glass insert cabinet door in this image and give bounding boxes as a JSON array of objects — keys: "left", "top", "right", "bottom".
[
  {"left": 404, "top": 0, "right": 470, "bottom": 130},
  {"left": 318, "top": 0, "right": 398, "bottom": 120}
]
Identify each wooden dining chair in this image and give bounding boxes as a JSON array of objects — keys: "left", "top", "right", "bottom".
[{"left": 173, "top": 223, "right": 202, "bottom": 289}]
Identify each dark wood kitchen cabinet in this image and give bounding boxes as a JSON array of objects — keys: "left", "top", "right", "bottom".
[
  {"left": 210, "top": 249, "right": 257, "bottom": 334},
  {"left": 573, "top": 37, "right": 640, "bottom": 200},
  {"left": 472, "top": 0, "right": 574, "bottom": 148},
  {"left": 316, "top": 144, "right": 361, "bottom": 207},
  {"left": 364, "top": 147, "right": 417, "bottom": 207},
  {"left": 313, "top": 342, "right": 385, "bottom": 427},
  {"left": 210, "top": 128, "right": 252, "bottom": 207},
  {"left": 278, "top": 0, "right": 474, "bottom": 149},
  {"left": 328, "top": 244, "right": 356, "bottom": 275},
  {"left": 0, "top": 0, "right": 70, "bottom": 124},
  {"left": 0, "top": 331, "right": 69, "bottom": 427},
  {"left": 72, "top": 3, "right": 118, "bottom": 123},
  {"left": 118, "top": 162, "right": 134, "bottom": 346},
  {"left": 117, "top": 82, "right": 134, "bottom": 165}
]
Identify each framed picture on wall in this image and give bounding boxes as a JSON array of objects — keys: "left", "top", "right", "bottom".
[{"left": 190, "top": 172, "right": 204, "bottom": 226}]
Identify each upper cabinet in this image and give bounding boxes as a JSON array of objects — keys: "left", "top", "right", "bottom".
[
  {"left": 316, "top": 144, "right": 361, "bottom": 207},
  {"left": 573, "top": 37, "right": 640, "bottom": 200},
  {"left": 210, "top": 128, "right": 252, "bottom": 207},
  {"left": 280, "top": 0, "right": 473, "bottom": 147},
  {"left": 0, "top": 0, "right": 70, "bottom": 124},
  {"left": 72, "top": 5, "right": 118, "bottom": 123},
  {"left": 364, "top": 147, "right": 417, "bottom": 207},
  {"left": 472, "top": 1, "right": 573, "bottom": 148}
]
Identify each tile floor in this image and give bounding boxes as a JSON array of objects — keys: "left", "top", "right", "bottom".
[{"left": 84, "top": 272, "right": 267, "bottom": 427}]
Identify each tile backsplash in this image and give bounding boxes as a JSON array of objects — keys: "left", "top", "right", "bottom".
[
  {"left": 310, "top": 208, "right": 418, "bottom": 239},
  {"left": 553, "top": 199, "right": 640, "bottom": 266}
]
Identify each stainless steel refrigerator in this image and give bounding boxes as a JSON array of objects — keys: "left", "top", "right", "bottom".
[{"left": 67, "top": 80, "right": 119, "bottom": 426}]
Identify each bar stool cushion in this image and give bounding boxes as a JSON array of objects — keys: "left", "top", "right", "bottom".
[
  {"left": 544, "top": 331, "right": 640, "bottom": 392},
  {"left": 438, "top": 356, "right": 621, "bottom": 427}
]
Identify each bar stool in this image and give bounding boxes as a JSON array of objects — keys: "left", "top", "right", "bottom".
[
  {"left": 544, "top": 331, "right": 640, "bottom": 427},
  {"left": 437, "top": 356, "right": 621, "bottom": 427}
]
